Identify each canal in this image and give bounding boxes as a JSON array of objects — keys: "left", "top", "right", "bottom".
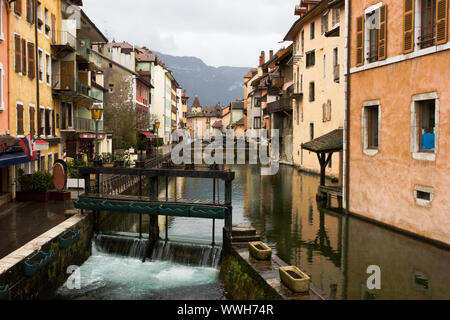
[{"left": 56, "top": 164, "right": 450, "bottom": 300}]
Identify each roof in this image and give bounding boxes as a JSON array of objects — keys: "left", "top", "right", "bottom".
[
  {"left": 231, "top": 100, "right": 244, "bottom": 110},
  {"left": 107, "top": 41, "right": 134, "bottom": 50},
  {"left": 284, "top": 0, "right": 328, "bottom": 41},
  {"left": 191, "top": 96, "right": 201, "bottom": 108},
  {"left": 137, "top": 52, "right": 156, "bottom": 62},
  {"left": 301, "top": 128, "right": 343, "bottom": 153}
]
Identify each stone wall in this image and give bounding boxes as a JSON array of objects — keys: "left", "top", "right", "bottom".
[{"left": 0, "top": 214, "right": 93, "bottom": 300}]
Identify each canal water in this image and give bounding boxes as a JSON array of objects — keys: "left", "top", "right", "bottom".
[{"left": 56, "top": 164, "right": 450, "bottom": 300}]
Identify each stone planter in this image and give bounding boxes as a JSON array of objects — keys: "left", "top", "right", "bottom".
[
  {"left": 279, "top": 266, "right": 310, "bottom": 293},
  {"left": 16, "top": 191, "right": 49, "bottom": 202},
  {"left": 248, "top": 241, "right": 272, "bottom": 260},
  {"left": 67, "top": 178, "right": 85, "bottom": 189},
  {"left": 24, "top": 251, "right": 52, "bottom": 277}
]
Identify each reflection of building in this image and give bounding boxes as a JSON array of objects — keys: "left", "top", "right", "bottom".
[{"left": 347, "top": 0, "right": 450, "bottom": 245}]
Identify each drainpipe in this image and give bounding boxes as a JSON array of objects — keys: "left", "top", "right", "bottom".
[
  {"left": 344, "top": 0, "right": 351, "bottom": 213},
  {"left": 34, "top": 0, "right": 40, "bottom": 138}
]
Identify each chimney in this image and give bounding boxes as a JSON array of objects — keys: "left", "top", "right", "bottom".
[
  {"left": 259, "top": 51, "right": 265, "bottom": 66},
  {"left": 269, "top": 50, "right": 274, "bottom": 60}
]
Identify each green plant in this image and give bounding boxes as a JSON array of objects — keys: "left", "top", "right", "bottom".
[
  {"left": 67, "top": 159, "right": 87, "bottom": 179},
  {"left": 18, "top": 169, "right": 33, "bottom": 191},
  {"left": 101, "top": 152, "right": 114, "bottom": 164},
  {"left": 32, "top": 171, "right": 53, "bottom": 192}
]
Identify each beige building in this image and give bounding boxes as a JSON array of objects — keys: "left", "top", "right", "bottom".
[{"left": 284, "top": 0, "right": 345, "bottom": 179}]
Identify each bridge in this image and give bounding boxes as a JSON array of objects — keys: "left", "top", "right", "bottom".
[{"left": 73, "top": 165, "right": 235, "bottom": 245}]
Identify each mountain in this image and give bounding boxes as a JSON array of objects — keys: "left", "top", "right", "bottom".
[{"left": 154, "top": 52, "right": 250, "bottom": 108}]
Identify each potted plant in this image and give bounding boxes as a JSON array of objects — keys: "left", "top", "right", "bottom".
[
  {"left": 16, "top": 170, "right": 53, "bottom": 202},
  {"left": 113, "top": 152, "right": 125, "bottom": 167},
  {"left": 248, "top": 241, "right": 272, "bottom": 261},
  {"left": 67, "top": 158, "right": 87, "bottom": 189},
  {"left": 279, "top": 266, "right": 311, "bottom": 293},
  {"left": 101, "top": 152, "right": 114, "bottom": 167}
]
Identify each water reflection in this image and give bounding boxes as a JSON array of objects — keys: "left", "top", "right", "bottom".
[{"left": 101, "top": 164, "right": 450, "bottom": 300}]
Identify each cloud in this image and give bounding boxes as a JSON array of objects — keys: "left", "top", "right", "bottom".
[{"left": 82, "top": 0, "right": 299, "bottom": 67}]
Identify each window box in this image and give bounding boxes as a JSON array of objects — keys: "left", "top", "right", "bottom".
[
  {"left": 248, "top": 241, "right": 272, "bottom": 260},
  {"left": 279, "top": 266, "right": 311, "bottom": 293},
  {"left": 24, "top": 251, "right": 52, "bottom": 277},
  {"left": 58, "top": 229, "right": 80, "bottom": 249}
]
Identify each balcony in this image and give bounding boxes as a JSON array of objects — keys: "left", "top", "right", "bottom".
[
  {"left": 51, "top": 31, "right": 76, "bottom": 58},
  {"left": 89, "top": 51, "right": 102, "bottom": 71},
  {"left": 266, "top": 98, "right": 293, "bottom": 114},
  {"left": 77, "top": 39, "right": 90, "bottom": 62}
]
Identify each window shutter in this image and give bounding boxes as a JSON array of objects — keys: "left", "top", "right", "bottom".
[
  {"left": 14, "top": 0, "right": 22, "bottom": 16},
  {"left": 30, "top": 107, "right": 35, "bottom": 136},
  {"left": 327, "top": 100, "right": 332, "bottom": 121},
  {"left": 322, "top": 103, "right": 326, "bottom": 122},
  {"left": 403, "top": 0, "right": 415, "bottom": 53},
  {"left": 14, "top": 35, "right": 21, "bottom": 73},
  {"left": 28, "top": 42, "right": 35, "bottom": 79},
  {"left": 52, "top": 110, "right": 55, "bottom": 136},
  {"left": 17, "top": 105, "right": 24, "bottom": 135},
  {"left": 378, "top": 5, "right": 388, "bottom": 60},
  {"left": 21, "top": 39, "right": 27, "bottom": 76},
  {"left": 51, "top": 14, "right": 56, "bottom": 44},
  {"left": 436, "top": 0, "right": 448, "bottom": 45},
  {"left": 356, "top": 15, "right": 364, "bottom": 66}
]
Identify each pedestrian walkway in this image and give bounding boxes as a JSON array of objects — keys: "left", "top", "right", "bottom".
[{"left": 0, "top": 198, "right": 76, "bottom": 260}]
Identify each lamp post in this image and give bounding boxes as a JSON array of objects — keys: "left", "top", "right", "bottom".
[
  {"left": 155, "top": 120, "right": 160, "bottom": 135},
  {"left": 90, "top": 103, "right": 104, "bottom": 167}
]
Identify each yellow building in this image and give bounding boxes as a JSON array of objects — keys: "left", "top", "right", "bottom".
[
  {"left": 9, "top": 0, "right": 62, "bottom": 183},
  {"left": 181, "top": 90, "right": 189, "bottom": 128},
  {"left": 284, "top": 0, "right": 345, "bottom": 180}
]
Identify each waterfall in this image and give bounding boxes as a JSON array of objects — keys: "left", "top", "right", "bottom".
[
  {"left": 94, "top": 234, "right": 149, "bottom": 260},
  {"left": 150, "top": 241, "right": 222, "bottom": 268}
]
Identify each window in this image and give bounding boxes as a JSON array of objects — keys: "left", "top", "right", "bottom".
[
  {"left": 323, "top": 54, "right": 326, "bottom": 78},
  {"left": 322, "top": 101, "right": 331, "bottom": 122},
  {"left": 368, "top": 27, "right": 378, "bottom": 62},
  {"left": 17, "top": 103, "right": 24, "bottom": 136},
  {"left": 47, "top": 153, "right": 52, "bottom": 172},
  {"left": 420, "top": 0, "right": 436, "bottom": 48},
  {"left": 36, "top": 2, "right": 43, "bottom": 32},
  {"left": 254, "top": 98, "right": 261, "bottom": 108},
  {"left": 254, "top": 117, "right": 261, "bottom": 129},
  {"left": 51, "top": 13, "right": 56, "bottom": 44},
  {"left": 29, "top": 105, "right": 35, "bottom": 135},
  {"left": 321, "top": 11, "right": 329, "bottom": 34},
  {"left": 14, "top": 35, "right": 21, "bottom": 73},
  {"left": 357, "top": 5, "right": 387, "bottom": 66},
  {"left": 310, "top": 123, "right": 314, "bottom": 140},
  {"left": 14, "top": 0, "right": 22, "bottom": 16},
  {"left": 40, "top": 155, "right": 45, "bottom": 171},
  {"left": 39, "top": 107, "right": 45, "bottom": 136},
  {"left": 38, "top": 48, "right": 43, "bottom": 82},
  {"left": 301, "top": 30, "right": 305, "bottom": 53},
  {"left": 26, "top": 0, "right": 34, "bottom": 24},
  {"left": 362, "top": 101, "right": 381, "bottom": 155},
  {"left": 332, "top": 8, "right": 340, "bottom": 26},
  {"left": 306, "top": 50, "right": 315, "bottom": 67},
  {"left": 418, "top": 100, "right": 436, "bottom": 151},
  {"left": 44, "top": 8, "right": 50, "bottom": 37},
  {"left": 45, "top": 108, "right": 50, "bottom": 136},
  {"left": 309, "top": 82, "right": 315, "bottom": 102},
  {"left": 27, "top": 42, "right": 35, "bottom": 79},
  {"left": 333, "top": 48, "right": 339, "bottom": 82},
  {"left": 296, "top": 102, "right": 300, "bottom": 125},
  {"left": 45, "top": 52, "right": 51, "bottom": 84},
  {"left": 414, "top": 186, "right": 434, "bottom": 207},
  {"left": 109, "top": 84, "right": 114, "bottom": 92},
  {"left": 310, "top": 22, "right": 315, "bottom": 39}
]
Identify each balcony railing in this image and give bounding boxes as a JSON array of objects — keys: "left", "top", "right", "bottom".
[
  {"left": 89, "top": 51, "right": 102, "bottom": 70},
  {"left": 77, "top": 80, "right": 90, "bottom": 96},
  {"left": 266, "top": 98, "right": 292, "bottom": 114},
  {"left": 52, "top": 74, "right": 91, "bottom": 96},
  {"left": 53, "top": 31, "right": 77, "bottom": 49}
]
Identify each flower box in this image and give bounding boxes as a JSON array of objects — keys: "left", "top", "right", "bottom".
[
  {"left": 0, "top": 285, "right": 8, "bottom": 300},
  {"left": 248, "top": 241, "right": 272, "bottom": 261},
  {"left": 24, "top": 251, "right": 52, "bottom": 277},
  {"left": 59, "top": 230, "right": 80, "bottom": 249},
  {"left": 279, "top": 266, "right": 311, "bottom": 293}
]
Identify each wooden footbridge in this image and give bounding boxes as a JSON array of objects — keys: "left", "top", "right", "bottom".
[{"left": 74, "top": 164, "right": 235, "bottom": 244}]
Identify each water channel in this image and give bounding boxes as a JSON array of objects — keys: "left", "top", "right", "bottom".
[{"left": 55, "top": 164, "right": 450, "bottom": 300}]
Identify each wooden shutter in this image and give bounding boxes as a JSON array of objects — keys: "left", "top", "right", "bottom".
[
  {"left": 378, "top": 5, "right": 388, "bottom": 60},
  {"left": 404, "top": 0, "right": 415, "bottom": 53},
  {"left": 52, "top": 110, "right": 55, "bottom": 136},
  {"left": 26, "top": 0, "right": 34, "bottom": 24},
  {"left": 356, "top": 15, "right": 364, "bottom": 66},
  {"left": 14, "top": 35, "right": 21, "bottom": 73},
  {"left": 327, "top": 100, "right": 332, "bottom": 121},
  {"left": 322, "top": 103, "right": 327, "bottom": 122},
  {"left": 21, "top": 39, "right": 27, "bottom": 76},
  {"left": 30, "top": 107, "right": 35, "bottom": 136},
  {"left": 51, "top": 14, "right": 56, "bottom": 44},
  {"left": 28, "top": 42, "right": 35, "bottom": 79},
  {"left": 14, "top": 0, "right": 22, "bottom": 16},
  {"left": 17, "top": 105, "right": 24, "bottom": 135},
  {"left": 436, "top": 0, "right": 448, "bottom": 45}
]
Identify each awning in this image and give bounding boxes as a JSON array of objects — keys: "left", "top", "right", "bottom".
[
  {"left": 35, "top": 139, "right": 49, "bottom": 151},
  {"left": 0, "top": 151, "right": 32, "bottom": 169},
  {"left": 283, "top": 81, "right": 294, "bottom": 91},
  {"left": 141, "top": 132, "right": 157, "bottom": 139},
  {"left": 302, "top": 128, "right": 343, "bottom": 154},
  {"left": 79, "top": 133, "right": 106, "bottom": 139}
]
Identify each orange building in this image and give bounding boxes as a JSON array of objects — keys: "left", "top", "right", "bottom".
[
  {"left": 0, "top": 0, "right": 9, "bottom": 134},
  {"left": 347, "top": 0, "right": 450, "bottom": 244}
]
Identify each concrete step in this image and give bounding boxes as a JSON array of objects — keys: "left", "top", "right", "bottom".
[
  {"left": 232, "top": 224, "right": 258, "bottom": 238},
  {"left": 231, "top": 235, "right": 261, "bottom": 243}
]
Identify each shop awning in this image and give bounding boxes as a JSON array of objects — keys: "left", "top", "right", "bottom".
[
  {"left": 141, "top": 132, "right": 157, "bottom": 139},
  {"left": 0, "top": 151, "right": 32, "bottom": 169},
  {"left": 35, "top": 139, "right": 49, "bottom": 151}
]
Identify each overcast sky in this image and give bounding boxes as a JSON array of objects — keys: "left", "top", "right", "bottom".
[{"left": 82, "top": 0, "right": 299, "bottom": 68}]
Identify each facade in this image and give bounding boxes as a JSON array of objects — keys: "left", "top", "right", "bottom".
[
  {"left": 186, "top": 97, "right": 222, "bottom": 139},
  {"left": 347, "top": 0, "right": 450, "bottom": 244},
  {"left": 285, "top": 0, "right": 345, "bottom": 179},
  {"left": 52, "top": 2, "right": 109, "bottom": 160},
  {"left": 246, "top": 53, "right": 267, "bottom": 139},
  {"left": 243, "top": 68, "right": 256, "bottom": 131}
]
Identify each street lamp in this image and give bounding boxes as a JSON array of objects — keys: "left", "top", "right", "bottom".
[
  {"left": 155, "top": 120, "right": 160, "bottom": 135},
  {"left": 90, "top": 103, "right": 103, "bottom": 166}
]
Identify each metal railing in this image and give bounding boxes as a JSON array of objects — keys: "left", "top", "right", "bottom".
[{"left": 53, "top": 31, "right": 76, "bottom": 49}]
